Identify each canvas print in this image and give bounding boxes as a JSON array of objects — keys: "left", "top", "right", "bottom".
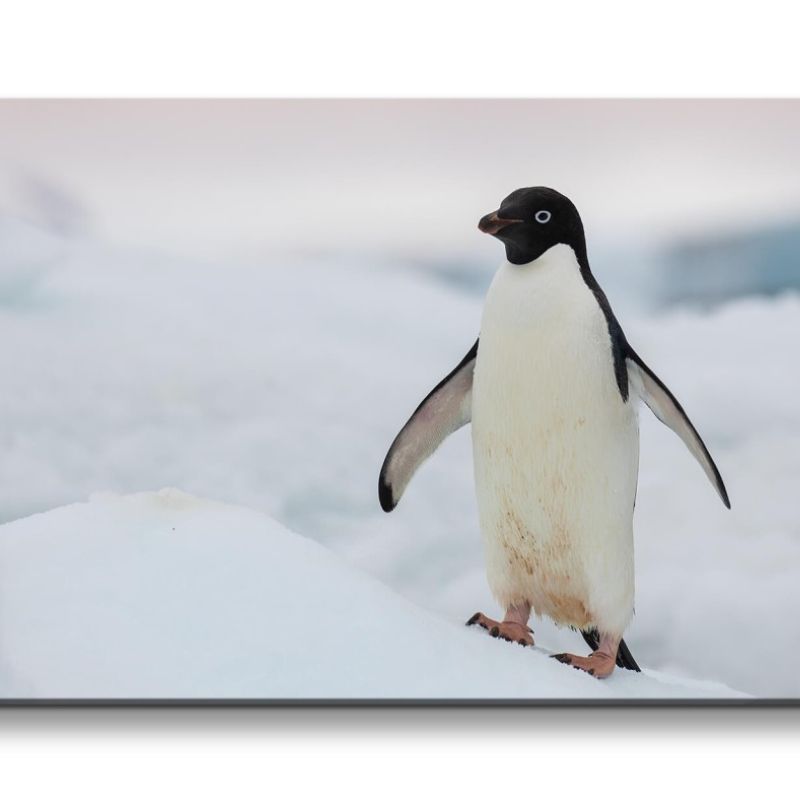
[{"left": 0, "top": 99, "right": 797, "bottom": 703}]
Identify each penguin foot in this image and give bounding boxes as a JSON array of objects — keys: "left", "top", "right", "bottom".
[
  {"left": 466, "top": 612, "right": 534, "bottom": 647},
  {"left": 551, "top": 651, "right": 616, "bottom": 679}
]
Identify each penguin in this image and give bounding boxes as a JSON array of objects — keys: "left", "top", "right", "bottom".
[{"left": 378, "top": 187, "right": 730, "bottom": 679}]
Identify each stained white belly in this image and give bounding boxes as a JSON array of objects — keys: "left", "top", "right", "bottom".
[{"left": 471, "top": 245, "right": 639, "bottom": 636}]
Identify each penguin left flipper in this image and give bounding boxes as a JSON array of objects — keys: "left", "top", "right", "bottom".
[
  {"left": 379, "top": 339, "right": 478, "bottom": 512},
  {"left": 626, "top": 347, "right": 730, "bottom": 508}
]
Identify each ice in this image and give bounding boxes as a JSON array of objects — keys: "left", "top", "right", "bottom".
[
  {"left": 0, "top": 209, "right": 795, "bottom": 697},
  {"left": 0, "top": 490, "right": 743, "bottom": 700}
]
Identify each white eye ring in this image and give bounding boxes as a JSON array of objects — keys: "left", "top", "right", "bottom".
[{"left": 535, "top": 210, "right": 551, "bottom": 223}]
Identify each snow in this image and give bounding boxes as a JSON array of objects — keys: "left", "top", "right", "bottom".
[
  {"left": 0, "top": 209, "right": 796, "bottom": 698},
  {"left": 0, "top": 489, "right": 743, "bottom": 700}
]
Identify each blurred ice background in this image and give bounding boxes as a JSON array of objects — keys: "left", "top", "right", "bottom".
[{"left": 1, "top": 99, "right": 799, "bottom": 698}]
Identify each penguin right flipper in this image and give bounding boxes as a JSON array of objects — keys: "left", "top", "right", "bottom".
[
  {"left": 379, "top": 340, "right": 478, "bottom": 512},
  {"left": 626, "top": 347, "right": 730, "bottom": 509}
]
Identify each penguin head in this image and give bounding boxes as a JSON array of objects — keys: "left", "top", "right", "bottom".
[{"left": 478, "top": 187, "right": 587, "bottom": 266}]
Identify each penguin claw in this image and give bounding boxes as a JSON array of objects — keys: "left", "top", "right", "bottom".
[
  {"left": 466, "top": 612, "right": 535, "bottom": 647},
  {"left": 551, "top": 651, "right": 615, "bottom": 679}
]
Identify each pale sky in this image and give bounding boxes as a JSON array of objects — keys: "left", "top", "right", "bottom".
[{"left": 1, "top": 100, "right": 799, "bottom": 260}]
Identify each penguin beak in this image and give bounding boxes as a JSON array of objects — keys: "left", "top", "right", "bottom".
[{"left": 478, "top": 211, "right": 523, "bottom": 236}]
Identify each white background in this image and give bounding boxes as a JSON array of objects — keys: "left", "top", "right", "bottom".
[{"left": 1, "top": 0, "right": 799, "bottom": 796}]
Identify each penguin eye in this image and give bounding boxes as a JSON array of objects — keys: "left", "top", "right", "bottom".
[{"left": 535, "top": 210, "right": 552, "bottom": 224}]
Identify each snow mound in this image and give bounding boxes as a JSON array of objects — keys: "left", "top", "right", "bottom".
[{"left": 0, "top": 490, "right": 745, "bottom": 701}]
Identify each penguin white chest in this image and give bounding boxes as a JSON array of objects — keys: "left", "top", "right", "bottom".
[{"left": 471, "top": 245, "right": 639, "bottom": 636}]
